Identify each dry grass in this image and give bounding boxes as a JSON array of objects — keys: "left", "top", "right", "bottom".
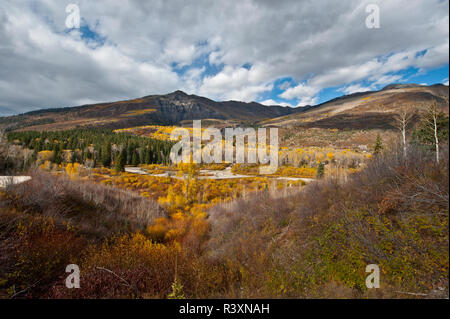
[
  {"left": 0, "top": 143, "right": 447, "bottom": 299},
  {"left": 3, "top": 169, "right": 166, "bottom": 240},
  {"left": 206, "top": 143, "right": 449, "bottom": 298},
  {"left": 0, "top": 169, "right": 166, "bottom": 298}
]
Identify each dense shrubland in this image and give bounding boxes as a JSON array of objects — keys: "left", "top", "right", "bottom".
[
  {"left": 207, "top": 143, "right": 449, "bottom": 298},
  {"left": 0, "top": 171, "right": 165, "bottom": 298},
  {"left": 231, "top": 163, "right": 318, "bottom": 178},
  {"left": 0, "top": 141, "right": 447, "bottom": 298},
  {"left": 6, "top": 170, "right": 165, "bottom": 237}
]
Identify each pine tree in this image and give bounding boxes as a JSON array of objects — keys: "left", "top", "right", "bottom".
[
  {"left": 131, "top": 151, "right": 140, "bottom": 166},
  {"left": 139, "top": 148, "right": 145, "bottom": 165},
  {"left": 145, "top": 147, "right": 151, "bottom": 164},
  {"left": 70, "top": 151, "right": 76, "bottom": 164},
  {"left": 96, "top": 144, "right": 102, "bottom": 162},
  {"left": 102, "top": 143, "right": 112, "bottom": 167},
  {"left": 413, "top": 104, "right": 449, "bottom": 163},
  {"left": 52, "top": 143, "right": 62, "bottom": 164},
  {"left": 32, "top": 149, "right": 38, "bottom": 161},
  {"left": 115, "top": 148, "right": 127, "bottom": 172},
  {"left": 316, "top": 162, "right": 325, "bottom": 179},
  {"left": 127, "top": 143, "right": 134, "bottom": 165},
  {"left": 373, "top": 133, "right": 383, "bottom": 155}
]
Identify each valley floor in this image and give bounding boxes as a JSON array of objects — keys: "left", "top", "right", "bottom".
[
  {"left": 0, "top": 143, "right": 448, "bottom": 299},
  {"left": 125, "top": 166, "right": 315, "bottom": 182}
]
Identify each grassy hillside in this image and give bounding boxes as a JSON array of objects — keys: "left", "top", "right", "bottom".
[
  {"left": 0, "top": 91, "right": 296, "bottom": 132},
  {"left": 262, "top": 84, "right": 449, "bottom": 129}
]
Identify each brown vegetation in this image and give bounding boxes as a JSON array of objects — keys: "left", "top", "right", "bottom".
[
  {"left": 0, "top": 141, "right": 448, "bottom": 298},
  {"left": 4, "top": 170, "right": 165, "bottom": 239},
  {"left": 206, "top": 143, "right": 449, "bottom": 298}
]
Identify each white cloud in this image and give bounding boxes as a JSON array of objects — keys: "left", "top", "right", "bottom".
[
  {"left": 296, "top": 96, "right": 318, "bottom": 107},
  {"left": 370, "top": 74, "right": 403, "bottom": 87},
  {"left": 0, "top": 0, "right": 448, "bottom": 114},
  {"left": 277, "top": 47, "right": 448, "bottom": 104},
  {"left": 260, "top": 99, "right": 295, "bottom": 107},
  {"left": 278, "top": 83, "right": 320, "bottom": 106},
  {"left": 338, "top": 84, "right": 373, "bottom": 95},
  {"left": 260, "top": 99, "right": 278, "bottom": 106},
  {"left": 197, "top": 65, "right": 273, "bottom": 101},
  {"left": 279, "top": 83, "right": 318, "bottom": 101},
  {"left": 0, "top": 1, "right": 181, "bottom": 113}
]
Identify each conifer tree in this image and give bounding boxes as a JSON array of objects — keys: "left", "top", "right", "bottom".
[
  {"left": 373, "top": 133, "right": 383, "bottom": 155},
  {"left": 115, "top": 148, "right": 127, "bottom": 172},
  {"left": 102, "top": 143, "right": 112, "bottom": 167},
  {"left": 316, "top": 162, "right": 325, "bottom": 179},
  {"left": 131, "top": 151, "right": 140, "bottom": 166}
]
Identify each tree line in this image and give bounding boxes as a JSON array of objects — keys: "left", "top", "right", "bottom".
[{"left": 7, "top": 129, "right": 175, "bottom": 171}]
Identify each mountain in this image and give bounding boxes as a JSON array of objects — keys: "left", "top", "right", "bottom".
[
  {"left": 261, "top": 84, "right": 449, "bottom": 129},
  {"left": 0, "top": 90, "right": 297, "bottom": 131},
  {"left": 1, "top": 84, "right": 448, "bottom": 132}
]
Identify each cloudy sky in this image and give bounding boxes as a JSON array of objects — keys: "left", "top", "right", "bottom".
[{"left": 0, "top": 0, "right": 448, "bottom": 115}]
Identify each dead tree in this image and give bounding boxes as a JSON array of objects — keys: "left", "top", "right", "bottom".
[
  {"left": 422, "top": 101, "right": 441, "bottom": 164},
  {"left": 393, "top": 105, "right": 415, "bottom": 158}
]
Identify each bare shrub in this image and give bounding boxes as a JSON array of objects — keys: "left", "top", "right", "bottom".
[
  {"left": 4, "top": 169, "right": 167, "bottom": 239},
  {"left": 205, "top": 143, "right": 449, "bottom": 298}
]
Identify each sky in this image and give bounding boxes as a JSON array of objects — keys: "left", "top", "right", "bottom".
[{"left": 0, "top": 0, "right": 448, "bottom": 116}]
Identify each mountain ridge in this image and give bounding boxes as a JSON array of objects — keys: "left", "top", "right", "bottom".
[
  {"left": 0, "top": 90, "right": 298, "bottom": 131},
  {"left": 260, "top": 83, "right": 449, "bottom": 129},
  {"left": 1, "top": 84, "right": 448, "bottom": 132}
]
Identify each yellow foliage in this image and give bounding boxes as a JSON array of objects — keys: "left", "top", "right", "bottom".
[
  {"left": 38, "top": 150, "right": 53, "bottom": 162},
  {"left": 65, "top": 163, "right": 81, "bottom": 179}
]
